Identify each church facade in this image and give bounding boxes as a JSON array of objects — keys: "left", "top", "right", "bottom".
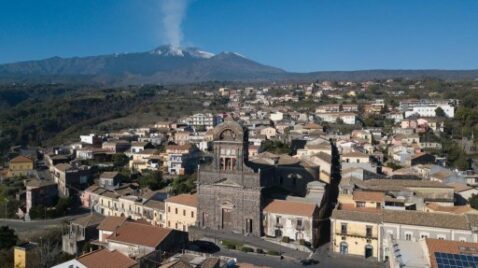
[
  {"left": 196, "top": 119, "right": 265, "bottom": 236},
  {"left": 196, "top": 119, "right": 322, "bottom": 237}
]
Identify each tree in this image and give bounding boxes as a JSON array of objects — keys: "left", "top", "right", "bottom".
[
  {"left": 469, "top": 194, "right": 478, "bottom": 210},
  {"left": 0, "top": 226, "right": 17, "bottom": 250},
  {"left": 435, "top": 107, "right": 446, "bottom": 117},
  {"left": 171, "top": 174, "right": 196, "bottom": 195},
  {"left": 112, "top": 153, "right": 129, "bottom": 168},
  {"left": 138, "top": 171, "right": 166, "bottom": 190}
]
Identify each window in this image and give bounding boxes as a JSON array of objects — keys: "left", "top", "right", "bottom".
[
  {"left": 168, "top": 206, "right": 170, "bottom": 213},
  {"left": 175, "top": 208, "right": 178, "bottom": 214},
  {"left": 420, "top": 233, "right": 429, "bottom": 239},
  {"left": 175, "top": 223, "right": 178, "bottom": 229},
  {"left": 191, "top": 211, "right": 194, "bottom": 218},
  {"left": 376, "top": 203, "right": 381, "bottom": 208},
  {"left": 341, "top": 223, "right": 347, "bottom": 235},
  {"left": 276, "top": 216, "right": 281, "bottom": 224},
  {"left": 297, "top": 219, "right": 303, "bottom": 227},
  {"left": 405, "top": 233, "right": 412, "bottom": 241},
  {"left": 460, "top": 237, "right": 467, "bottom": 242},
  {"left": 183, "top": 209, "right": 186, "bottom": 216},
  {"left": 168, "top": 221, "right": 170, "bottom": 227},
  {"left": 366, "top": 226, "right": 373, "bottom": 237},
  {"left": 356, "top": 201, "right": 365, "bottom": 208},
  {"left": 437, "top": 234, "right": 446, "bottom": 240}
]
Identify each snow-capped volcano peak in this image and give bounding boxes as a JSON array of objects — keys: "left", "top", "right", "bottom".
[{"left": 150, "top": 45, "right": 214, "bottom": 59}]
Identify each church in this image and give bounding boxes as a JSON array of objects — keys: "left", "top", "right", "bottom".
[{"left": 196, "top": 118, "right": 321, "bottom": 236}]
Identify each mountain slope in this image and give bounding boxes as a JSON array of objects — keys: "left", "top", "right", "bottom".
[{"left": 0, "top": 46, "right": 477, "bottom": 84}]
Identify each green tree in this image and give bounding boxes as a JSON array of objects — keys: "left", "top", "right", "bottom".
[
  {"left": 112, "top": 153, "right": 129, "bottom": 167},
  {"left": 469, "top": 194, "right": 478, "bottom": 210},
  {"left": 171, "top": 174, "right": 196, "bottom": 195},
  {"left": 138, "top": 171, "right": 166, "bottom": 190},
  {"left": 435, "top": 107, "right": 446, "bottom": 117},
  {"left": 0, "top": 226, "right": 17, "bottom": 250}
]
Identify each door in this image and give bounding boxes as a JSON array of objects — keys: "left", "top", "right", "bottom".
[
  {"left": 365, "top": 245, "right": 373, "bottom": 258},
  {"left": 340, "top": 242, "right": 348, "bottom": 254},
  {"left": 222, "top": 208, "right": 233, "bottom": 230}
]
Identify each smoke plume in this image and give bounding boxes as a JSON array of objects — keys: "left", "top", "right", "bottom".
[{"left": 160, "top": 0, "right": 190, "bottom": 47}]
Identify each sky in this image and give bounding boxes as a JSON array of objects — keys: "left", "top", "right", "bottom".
[{"left": 0, "top": 0, "right": 477, "bottom": 72}]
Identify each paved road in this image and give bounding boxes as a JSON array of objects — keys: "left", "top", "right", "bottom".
[
  {"left": 214, "top": 242, "right": 384, "bottom": 268},
  {"left": 0, "top": 212, "right": 89, "bottom": 232}
]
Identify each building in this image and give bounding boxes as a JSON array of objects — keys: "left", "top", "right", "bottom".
[
  {"left": 52, "top": 163, "right": 91, "bottom": 197},
  {"left": 165, "top": 193, "right": 198, "bottom": 232},
  {"left": 263, "top": 199, "right": 319, "bottom": 247},
  {"left": 317, "top": 112, "right": 356, "bottom": 125},
  {"left": 196, "top": 119, "right": 264, "bottom": 236},
  {"left": 80, "top": 134, "right": 102, "bottom": 145},
  {"left": 14, "top": 242, "right": 39, "bottom": 268},
  {"left": 62, "top": 213, "right": 105, "bottom": 255},
  {"left": 8, "top": 155, "right": 34, "bottom": 177},
  {"left": 25, "top": 178, "right": 58, "bottom": 214},
  {"left": 99, "top": 171, "right": 121, "bottom": 190},
  {"left": 106, "top": 221, "right": 186, "bottom": 258},
  {"left": 52, "top": 248, "right": 137, "bottom": 268},
  {"left": 331, "top": 210, "right": 382, "bottom": 259}
]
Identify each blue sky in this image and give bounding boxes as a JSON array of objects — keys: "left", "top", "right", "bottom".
[{"left": 0, "top": 0, "right": 477, "bottom": 72}]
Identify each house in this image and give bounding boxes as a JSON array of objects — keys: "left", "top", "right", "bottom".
[
  {"left": 129, "top": 149, "right": 161, "bottom": 172},
  {"left": 263, "top": 199, "right": 319, "bottom": 247},
  {"left": 52, "top": 248, "right": 137, "bottom": 268},
  {"left": 80, "top": 134, "right": 102, "bottom": 146},
  {"left": 62, "top": 213, "right": 105, "bottom": 255},
  {"left": 316, "top": 112, "right": 356, "bottom": 125},
  {"left": 143, "top": 199, "right": 166, "bottom": 227},
  {"left": 106, "top": 221, "right": 186, "bottom": 258},
  {"left": 99, "top": 171, "right": 121, "bottom": 190},
  {"left": 341, "top": 151, "right": 370, "bottom": 164},
  {"left": 102, "top": 140, "right": 131, "bottom": 153},
  {"left": 165, "top": 193, "right": 197, "bottom": 232},
  {"left": 97, "top": 216, "right": 127, "bottom": 243},
  {"left": 52, "top": 163, "right": 91, "bottom": 197},
  {"left": 14, "top": 242, "right": 40, "bottom": 268},
  {"left": 130, "top": 141, "right": 153, "bottom": 153},
  {"left": 173, "top": 131, "right": 191, "bottom": 146},
  {"left": 9, "top": 155, "right": 34, "bottom": 177},
  {"left": 25, "top": 178, "right": 58, "bottom": 215}
]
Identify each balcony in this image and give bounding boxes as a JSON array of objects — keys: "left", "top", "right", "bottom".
[
  {"left": 296, "top": 225, "right": 305, "bottom": 231},
  {"left": 274, "top": 223, "right": 283, "bottom": 228},
  {"left": 335, "top": 231, "right": 377, "bottom": 239}
]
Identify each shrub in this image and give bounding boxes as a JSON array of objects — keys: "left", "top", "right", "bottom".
[
  {"left": 267, "top": 250, "right": 280, "bottom": 256},
  {"left": 241, "top": 246, "right": 254, "bottom": 253},
  {"left": 221, "top": 240, "right": 243, "bottom": 250},
  {"left": 255, "top": 248, "right": 265, "bottom": 254},
  {"left": 281, "top": 236, "right": 290, "bottom": 243}
]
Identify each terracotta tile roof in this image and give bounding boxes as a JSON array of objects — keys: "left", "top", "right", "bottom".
[
  {"left": 166, "top": 194, "right": 198, "bottom": 207},
  {"left": 426, "top": 203, "right": 474, "bottom": 215},
  {"left": 77, "top": 248, "right": 137, "bottom": 268},
  {"left": 107, "top": 221, "right": 172, "bottom": 248},
  {"left": 342, "top": 151, "right": 369, "bottom": 158},
  {"left": 353, "top": 191, "right": 385, "bottom": 202},
  {"left": 72, "top": 213, "right": 105, "bottom": 227},
  {"left": 97, "top": 216, "right": 127, "bottom": 232},
  {"left": 10, "top": 155, "right": 33, "bottom": 163},
  {"left": 383, "top": 210, "right": 471, "bottom": 230},
  {"left": 263, "top": 199, "right": 317, "bottom": 217},
  {"left": 331, "top": 209, "right": 382, "bottom": 223},
  {"left": 447, "top": 182, "right": 473, "bottom": 192},
  {"left": 426, "top": 238, "right": 478, "bottom": 268}
]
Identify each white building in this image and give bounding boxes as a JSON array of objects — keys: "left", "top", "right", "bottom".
[{"left": 317, "top": 112, "right": 356, "bottom": 125}]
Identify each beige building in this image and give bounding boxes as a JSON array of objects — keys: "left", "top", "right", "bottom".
[
  {"left": 331, "top": 209, "right": 382, "bottom": 259},
  {"left": 263, "top": 199, "right": 319, "bottom": 247},
  {"left": 165, "top": 194, "right": 197, "bottom": 232}
]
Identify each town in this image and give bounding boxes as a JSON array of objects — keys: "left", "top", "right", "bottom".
[{"left": 1, "top": 78, "right": 478, "bottom": 268}]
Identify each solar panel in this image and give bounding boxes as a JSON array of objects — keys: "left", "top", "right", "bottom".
[{"left": 434, "top": 252, "right": 478, "bottom": 268}]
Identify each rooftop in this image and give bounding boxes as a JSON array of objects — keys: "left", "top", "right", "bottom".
[
  {"left": 263, "top": 199, "right": 317, "bottom": 217},
  {"left": 77, "top": 248, "right": 137, "bottom": 268}
]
